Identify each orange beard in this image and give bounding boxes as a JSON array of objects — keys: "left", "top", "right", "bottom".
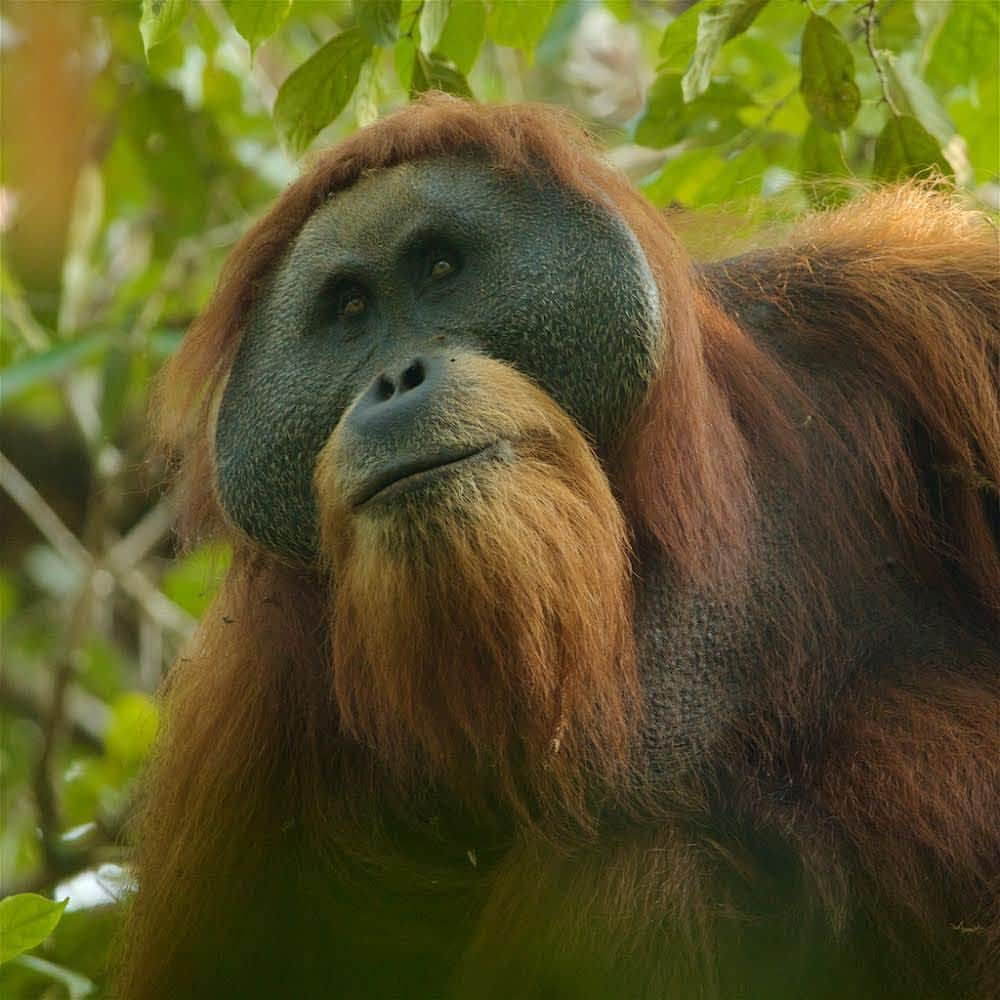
[{"left": 316, "top": 357, "right": 639, "bottom": 825}]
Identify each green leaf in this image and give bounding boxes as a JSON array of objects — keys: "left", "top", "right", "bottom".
[
  {"left": 354, "top": 56, "right": 380, "bottom": 128},
  {"left": 698, "top": 145, "right": 767, "bottom": 204},
  {"left": 160, "top": 542, "right": 233, "bottom": 616},
  {"left": 411, "top": 50, "right": 472, "bottom": 99},
  {"left": 887, "top": 50, "right": 954, "bottom": 146},
  {"left": 395, "top": 35, "right": 418, "bottom": 89},
  {"left": 873, "top": 114, "right": 952, "bottom": 181},
  {"left": 800, "top": 118, "right": 848, "bottom": 176},
  {"left": 274, "top": 28, "right": 374, "bottom": 155},
  {"left": 223, "top": 0, "right": 292, "bottom": 55},
  {"left": 658, "top": 4, "right": 699, "bottom": 72},
  {"left": 139, "top": 0, "right": 188, "bottom": 56},
  {"left": 800, "top": 14, "right": 860, "bottom": 132},
  {"left": 876, "top": 0, "right": 919, "bottom": 51},
  {"left": 682, "top": 0, "right": 769, "bottom": 101},
  {"left": 105, "top": 693, "right": 160, "bottom": 769},
  {"left": 0, "top": 894, "right": 68, "bottom": 964},
  {"left": 0, "top": 571, "right": 17, "bottom": 624},
  {"left": 926, "top": 2, "right": 999, "bottom": 89},
  {"left": 0, "top": 334, "right": 109, "bottom": 401},
  {"left": 419, "top": 0, "right": 450, "bottom": 55},
  {"left": 800, "top": 119, "right": 845, "bottom": 176},
  {"left": 605, "top": 0, "right": 633, "bottom": 23},
  {"left": 635, "top": 72, "right": 751, "bottom": 149},
  {"left": 399, "top": 0, "right": 423, "bottom": 34},
  {"left": 99, "top": 344, "right": 133, "bottom": 435},
  {"left": 120, "top": 82, "right": 240, "bottom": 243},
  {"left": 437, "top": 0, "right": 486, "bottom": 74},
  {"left": 950, "top": 77, "right": 1000, "bottom": 182},
  {"left": 635, "top": 72, "right": 685, "bottom": 146},
  {"left": 488, "top": 0, "right": 557, "bottom": 50},
  {"left": 641, "top": 147, "right": 722, "bottom": 207},
  {"left": 800, "top": 120, "right": 850, "bottom": 207},
  {"left": 353, "top": 0, "right": 401, "bottom": 47}
]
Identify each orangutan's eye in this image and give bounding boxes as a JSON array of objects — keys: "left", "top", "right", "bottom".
[
  {"left": 429, "top": 257, "right": 454, "bottom": 279},
  {"left": 340, "top": 289, "right": 367, "bottom": 317}
]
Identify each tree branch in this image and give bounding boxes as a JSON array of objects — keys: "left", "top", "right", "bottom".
[{"left": 862, "top": 0, "right": 901, "bottom": 116}]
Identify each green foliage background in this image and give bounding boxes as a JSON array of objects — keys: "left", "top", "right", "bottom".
[{"left": 0, "top": 1, "right": 996, "bottom": 994}]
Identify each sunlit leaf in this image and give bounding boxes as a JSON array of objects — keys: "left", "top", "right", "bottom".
[
  {"left": 658, "top": 4, "right": 699, "bottom": 73},
  {"left": 488, "top": 0, "right": 557, "bottom": 50},
  {"left": 105, "top": 694, "right": 159, "bottom": 769},
  {"left": 641, "top": 147, "right": 722, "bottom": 207},
  {"left": 698, "top": 145, "right": 767, "bottom": 203},
  {"left": 887, "top": 50, "right": 955, "bottom": 146},
  {"left": 605, "top": 0, "right": 633, "bottom": 23},
  {"left": 273, "top": 28, "right": 373, "bottom": 154},
  {"left": 0, "top": 894, "right": 68, "bottom": 964},
  {"left": 635, "top": 73, "right": 751, "bottom": 149},
  {"left": 682, "top": 0, "right": 769, "bottom": 101},
  {"left": 394, "top": 35, "right": 417, "bottom": 89},
  {"left": 411, "top": 50, "right": 472, "bottom": 99},
  {"left": 926, "top": 1, "right": 999, "bottom": 89},
  {"left": 437, "top": 0, "right": 486, "bottom": 74},
  {"left": 950, "top": 77, "right": 1000, "bottom": 183},
  {"left": 139, "top": 0, "right": 188, "bottom": 57},
  {"left": 160, "top": 542, "right": 233, "bottom": 616},
  {"left": 354, "top": 0, "right": 401, "bottom": 47},
  {"left": 419, "top": 0, "right": 450, "bottom": 55},
  {"left": 876, "top": 0, "right": 919, "bottom": 51},
  {"left": 0, "top": 334, "right": 109, "bottom": 400},
  {"left": 800, "top": 14, "right": 860, "bottom": 131},
  {"left": 223, "top": 0, "right": 292, "bottom": 55},
  {"left": 354, "top": 57, "right": 380, "bottom": 128},
  {"left": 873, "top": 113, "right": 952, "bottom": 181}
]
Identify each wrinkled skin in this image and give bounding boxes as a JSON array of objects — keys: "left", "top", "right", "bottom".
[{"left": 216, "top": 157, "right": 659, "bottom": 559}]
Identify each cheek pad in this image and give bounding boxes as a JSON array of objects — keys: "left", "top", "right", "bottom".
[{"left": 214, "top": 335, "right": 347, "bottom": 561}]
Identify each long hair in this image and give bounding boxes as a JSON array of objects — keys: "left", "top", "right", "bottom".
[{"left": 125, "top": 95, "right": 999, "bottom": 998}]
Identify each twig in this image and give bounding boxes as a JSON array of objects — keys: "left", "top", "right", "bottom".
[
  {"left": 0, "top": 451, "right": 91, "bottom": 571},
  {"left": 106, "top": 498, "right": 175, "bottom": 573},
  {"left": 114, "top": 563, "right": 196, "bottom": 638},
  {"left": 0, "top": 675, "right": 107, "bottom": 752},
  {"left": 1, "top": 842, "right": 126, "bottom": 899},
  {"left": 33, "top": 585, "right": 96, "bottom": 865},
  {"left": 861, "top": 0, "right": 901, "bottom": 116},
  {"left": 0, "top": 451, "right": 195, "bottom": 637}
]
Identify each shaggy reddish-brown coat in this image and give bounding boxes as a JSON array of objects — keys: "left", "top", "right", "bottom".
[{"left": 124, "top": 97, "right": 999, "bottom": 999}]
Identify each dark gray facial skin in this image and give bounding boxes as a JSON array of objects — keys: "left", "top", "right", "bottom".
[{"left": 214, "top": 157, "right": 661, "bottom": 560}]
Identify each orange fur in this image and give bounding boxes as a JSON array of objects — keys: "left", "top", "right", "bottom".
[
  {"left": 318, "top": 356, "right": 636, "bottom": 823},
  {"left": 127, "top": 96, "right": 999, "bottom": 998}
]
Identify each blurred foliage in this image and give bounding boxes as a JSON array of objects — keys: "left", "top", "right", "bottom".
[{"left": 0, "top": 0, "right": 996, "bottom": 994}]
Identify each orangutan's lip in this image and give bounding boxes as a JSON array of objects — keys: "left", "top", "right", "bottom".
[{"left": 353, "top": 442, "right": 501, "bottom": 508}]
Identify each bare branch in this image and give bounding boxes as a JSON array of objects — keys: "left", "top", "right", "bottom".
[
  {"left": 862, "top": 0, "right": 901, "bottom": 117},
  {"left": 106, "top": 498, "right": 175, "bottom": 572},
  {"left": 0, "top": 674, "right": 108, "bottom": 751},
  {"left": 0, "top": 451, "right": 92, "bottom": 571}
]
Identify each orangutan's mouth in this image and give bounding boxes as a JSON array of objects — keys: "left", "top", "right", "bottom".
[{"left": 353, "top": 442, "right": 502, "bottom": 507}]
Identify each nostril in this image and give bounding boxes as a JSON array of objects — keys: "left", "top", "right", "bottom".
[
  {"left": 400, "top": 359, "right": 425, "bottom": 392},
  {"left": 374, "top": 373, "right": 395, "bottom": 401}
]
